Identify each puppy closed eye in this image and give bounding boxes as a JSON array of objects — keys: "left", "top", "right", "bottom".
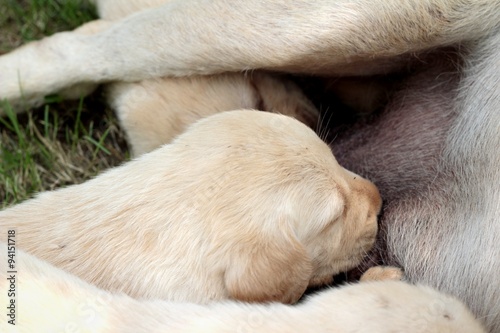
[{"left": 319, "top": 191, "right": 346, "bottom": 233}]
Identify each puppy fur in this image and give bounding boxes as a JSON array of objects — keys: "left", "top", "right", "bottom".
[
  {"left": 0, "top": 110, "right": 381, "bottom": 303},
  {"left": 0, "top": 245, "right": 486, "bottom": 333},
  {"left": 108, "top": 72, "right": 319, "bottom": 156}
]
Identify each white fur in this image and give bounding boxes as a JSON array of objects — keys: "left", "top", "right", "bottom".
[
  {"left": 1, "top": 0, "right": 499, "bottom": 109},
  {"left": 0, "top": 245, "right": 485, "bottom": 333}
]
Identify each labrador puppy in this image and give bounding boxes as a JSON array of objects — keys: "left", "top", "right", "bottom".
[
  {"left": 0, "top": 245, "right": 485, "bottom": 333},
  {"left": 0, "top": 110, "right": 381, "bottom": 304},
  {"left": 108, "top": 72, "right": 319, "bottom": 156}
]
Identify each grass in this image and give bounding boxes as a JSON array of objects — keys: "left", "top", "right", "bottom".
[{"left": 0, "top": 0, "right": 129, "bottom": 208}]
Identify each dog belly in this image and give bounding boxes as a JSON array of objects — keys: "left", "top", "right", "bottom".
[
  {"left": 329, "top": 52, "right": 457, "bottom": 268},
  {"left": 327, "top": 46, "right": 500, "bottom": 331}
]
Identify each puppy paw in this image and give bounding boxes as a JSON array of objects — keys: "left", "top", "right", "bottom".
[{"left": 360, "top": 266, "right": 404, "bottom": 282}]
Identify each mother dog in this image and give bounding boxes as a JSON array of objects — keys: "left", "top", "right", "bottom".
[{"left": 0, "top": 0, "right": 499, "bottom": 331}]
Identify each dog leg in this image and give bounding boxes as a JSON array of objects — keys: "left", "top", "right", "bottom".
[
  {"left": 56, "top": 20, "right": 114, "bottom": 101},
  {"left": 384, "top": 33, "right": 500, "bottom": 333},
  {"left": 93, "top": 0, "right": 171, "bottom": 20},
  {"left": 1, "top": 0, "right": 499, "bottom": 111},
  {"left": 97, "top": 1, "right": 319, "bottom": 156},
  {"left": 0, "top": 19, "right": 113, "bottom": 110},
  {"left": 409, "top": 31, "right": 500, "bottom": 333}
]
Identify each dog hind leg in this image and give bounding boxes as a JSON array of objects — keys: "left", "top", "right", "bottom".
[{"left": 2, "top": 0, "right": 499, "bottom": 111}]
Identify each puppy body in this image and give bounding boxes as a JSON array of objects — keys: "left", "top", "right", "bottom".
[
  {"left": 0, "top": 245, "right": 485, "bottom": 333},
  {"left": 0, "top": 111, "right": 381, "bottom": 303},
  {"left": 109, "top": 72, "right": 319, "bottom": 156}
]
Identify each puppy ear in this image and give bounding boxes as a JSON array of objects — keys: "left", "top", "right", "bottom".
[{"left": 224, "top": 218, "right": 313, "bottom": 304}]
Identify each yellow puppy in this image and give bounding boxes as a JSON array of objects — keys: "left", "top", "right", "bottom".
[
  {"left": 108, "top": 72, "right": 319, "bottom": 156},
  {"left": 0, "top": 245, "right": 485, "bottom": 333},
  {"left": 0, "top": 110, "right": 381, "bottom": 304}
]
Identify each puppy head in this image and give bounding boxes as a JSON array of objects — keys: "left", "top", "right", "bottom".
[
  {"left": 276, "top": 138, "right": 381, "bottom": 288},
  {"left": 176, "top": 110, "right": 380, "bottom": 302}
]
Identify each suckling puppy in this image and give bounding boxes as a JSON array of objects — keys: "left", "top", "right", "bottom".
[
  {"left": 0, "top": 110, "right": 381, "bottom": 304},
  {"left": 0, "top": 245, "right": 485, "bottom": 333}
]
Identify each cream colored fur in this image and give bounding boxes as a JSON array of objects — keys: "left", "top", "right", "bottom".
[
  {"left": 0, "top": 110, "right": 381, "bottom": 303},
  {"left": 50, "top": 2, "right": 321, "bottom": 157},
  {"left": 0, "top": 246, "right": 485, "bottom": 333},
  {"left": 1, "top": 0, "right": 499, "bottom": 109},
  {"left": 109, "top": 72, "right": 319, "bottom": 156},
  {"left": 93, "top": 0, "right": 168, "bottom": 20}
]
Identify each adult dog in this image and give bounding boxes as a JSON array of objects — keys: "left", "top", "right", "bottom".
[{"left": 0, "top": 0, "right": 499, "bottom": 331}]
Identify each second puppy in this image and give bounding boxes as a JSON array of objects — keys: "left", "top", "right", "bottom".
[{"left": 0, "top": 110, "right": 381, "bottom": 303}]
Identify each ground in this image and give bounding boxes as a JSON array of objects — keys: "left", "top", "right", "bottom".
[{"left": 0, "top": 0, "right": 129, "bottom": 208}]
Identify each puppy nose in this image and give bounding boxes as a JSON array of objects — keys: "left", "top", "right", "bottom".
[
  {"left": 362, "top": 179, "right": 382, "bottom": 214},
  {"left": 352, "top": 176, "right": 381, "bottom": 242},
  {"left": 344, "top": 169, "right": 382, "bottom": 214}
]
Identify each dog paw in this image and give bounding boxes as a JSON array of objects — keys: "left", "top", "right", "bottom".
[{"left": 360, "top": 266, "right": 404, "bottom": 282}]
